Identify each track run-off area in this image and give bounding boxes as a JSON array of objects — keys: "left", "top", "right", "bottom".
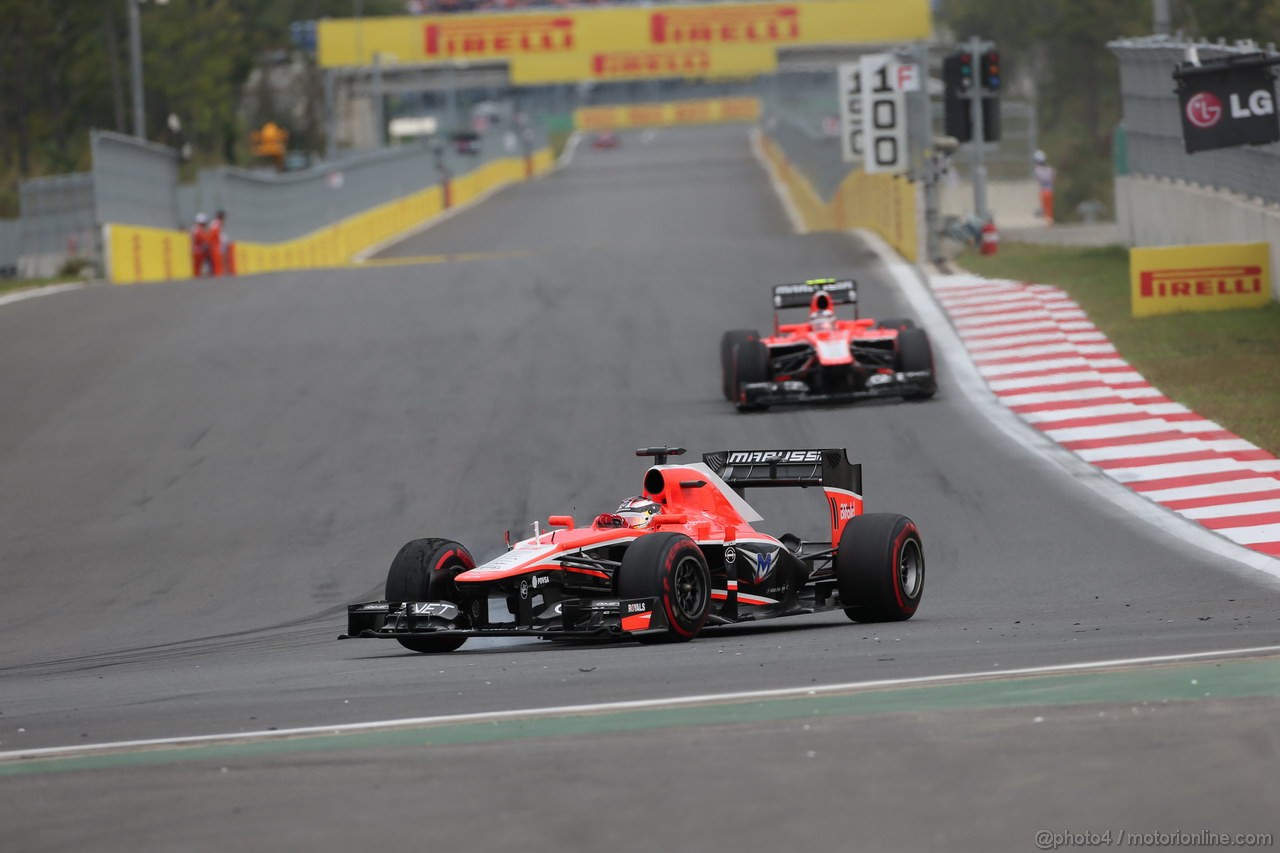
[{"left": 1, "top": 126, "right": 1277, "bottom": 851}]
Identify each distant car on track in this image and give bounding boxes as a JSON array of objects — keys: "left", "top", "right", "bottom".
[
  {"left": 721, "top": 278, "right": 937, "bottom": 411},
  {"left": 342, "top": 446, "right": 925, "bottom": 653},
  {"left": 591, "top": 131, "right": 620, "bottom": 149}
]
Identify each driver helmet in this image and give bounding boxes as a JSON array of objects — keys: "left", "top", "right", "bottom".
[
  {"left": 810, "top": 307, "right": 836, "bottom": 331},
  {"left": 616, "top": 496, "right": 662, "bottom": 529}
]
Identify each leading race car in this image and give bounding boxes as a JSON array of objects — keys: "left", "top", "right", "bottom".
[
  {"left": 720, "top": 278, "right": 937, "bottom": 412},
  {"left": 341, "top": 446, "right": 925, "bottom": 653}
]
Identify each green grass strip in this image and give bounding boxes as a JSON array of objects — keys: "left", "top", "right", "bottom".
[{"left": 4, "top": 657, "right": 1278, "bottom": 778}]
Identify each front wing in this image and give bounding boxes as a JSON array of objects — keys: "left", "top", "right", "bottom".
[
  {"left": 740, "top": 370, "right": 933, "bottom": 408},
  {"left": 340, "top": 595, "right": 668, "bottom": 642}
]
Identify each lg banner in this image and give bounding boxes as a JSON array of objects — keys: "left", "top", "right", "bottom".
[{"left": 1174, "top": 54, "right": 1279, "bottom": 154}]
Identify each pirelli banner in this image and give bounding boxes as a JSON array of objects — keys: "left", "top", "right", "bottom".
[
  {"left": 575, "top": 98, "right": 761, "bottom": 130},
  {"left": 317, "top": 0, "right": 931, "bottom": 85},
  {"left": 1130, "top": 242, "right": 1271, "bottom": 317}
]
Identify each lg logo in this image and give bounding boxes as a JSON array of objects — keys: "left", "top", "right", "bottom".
[
  {"left": 1186, "top": 89, "right": 1275, "bottom": 129},
  {"left": 1185, "top": 92, "right": 1222, "bottom": 128}
]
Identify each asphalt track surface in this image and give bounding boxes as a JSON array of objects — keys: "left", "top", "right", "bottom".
[{"left": 2, "top": 126, "right": 1278, "bottom": 851}]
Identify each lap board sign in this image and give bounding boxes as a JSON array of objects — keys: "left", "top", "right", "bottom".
[
  {"left": 837, "top": 62, "right": 863, "bottom": 165},
  {"left": 860, "top": 54, "right": 908, "bottom": 174}
]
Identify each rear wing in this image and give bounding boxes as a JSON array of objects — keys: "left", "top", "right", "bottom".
[
  {"left": 703, "top": 449, "right": 864, "bottom": 544},
  {"left": 703, "top": 449, "right": 861, "bottom": 494},
  {"left": 772, "top": 279, "right": 856, "bottom": 310}
]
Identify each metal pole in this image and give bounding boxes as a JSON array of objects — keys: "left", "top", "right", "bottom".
[
  {"left": 1153, "top": 0, "right": 1171, "bottom": 36},
  {"left": 324, "top": 69, "right": 336, "bottom": 159},
  {"left": 446, "top": 64, "right": 459, "bottom": 133},
  {"left": 968, "top": 36, "right": 989, "bottom": 222},
  {"left": 910, "top": 42, "right": 941, "bottom": 264},
  {"left": 372, "top": 53, "right": 385, "bottom": 148},
  {"left": 127, "top": 0, "right": 145, "bottom": 139}
]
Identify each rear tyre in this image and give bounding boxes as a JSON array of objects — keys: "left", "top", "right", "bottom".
[
  {"left": 720, "top": 330, "right": 758, "bottom": 400},
  {"left": 618, "top": 533, "right": 711, "bottom": 644},
  {"left": 877, "top": 317, "right": 916, "bottom": 332},
  {"left": 836, "top": 514, "right": 924, "bottom": 622},
  {"left": 385, "top": 538, "right": 474, "bottom": 653},
  {"left": 732, "top": 338, "right": 773, "bottom": 412},
  {"left": 895, "top": 327, "right": 937, "bottom": 400}
]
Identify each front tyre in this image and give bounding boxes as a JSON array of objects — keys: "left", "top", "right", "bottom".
[
  {"left": 733, "top": 338, "right": 773, "bottom": 412},
  {"left": 618, "top": 533, "right": 711, "bottom": 643},
  {"left": 895, "top": 327, "right": 937, "bottom": 400},
  {"left": 836, "top": 514, "right": 924, "bottom": 622},
  {"left": 385, "top": 538, "right": 475, "bottom": 653},
  {"left": 720, "top": 330, "right": 759, "bottom": 401}
]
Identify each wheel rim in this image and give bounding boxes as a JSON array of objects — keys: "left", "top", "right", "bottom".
[
  {"left": 672, "top": 555, "right": 707, "bottom": 619},
  {"left": 898, "top": 538, "right": 924, "bottom": 600}
]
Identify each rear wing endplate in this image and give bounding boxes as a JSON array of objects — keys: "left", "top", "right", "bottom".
[
  {"left": 772, "top": 279, "right": 856, "bottom": 310},
  {"left": 702, "top": 449, "right": 861, "bottom": 496}
]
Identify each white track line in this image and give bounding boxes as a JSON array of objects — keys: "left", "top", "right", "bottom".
[
  {"left": 4, "top": 644, "right": 1279, "bottom": 763},
  {"left": 0, "top": 282, "right": 86, "bottom": 308}
]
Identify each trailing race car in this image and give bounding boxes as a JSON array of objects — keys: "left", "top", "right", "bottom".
[
  {"left": 720, "top": 278, "right": 937, "bottom": 411},
  {"left": 341, "top": 446, "right": 925, "bottom": 653}
]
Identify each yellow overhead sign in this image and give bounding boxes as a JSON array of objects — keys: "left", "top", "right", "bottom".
[
  {"left": 1130, "top": 242, "right": 1271, "bottom": 317},
  {"left": 317, "top": 0, "right": 931, "bottom": 83}
]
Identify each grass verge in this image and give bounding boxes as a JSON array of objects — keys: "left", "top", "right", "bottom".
[{"left": 960, "top": 242, "right": 1280, "bottom": 456}]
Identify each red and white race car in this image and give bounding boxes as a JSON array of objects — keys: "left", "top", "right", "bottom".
[
  {"left": 721, "top": 278, "right": 937, "bottom": 411},
  {"left": 342, "top": 446, "right": 925, "bottom": 652},
  {"left": 591, "top": 131, "right": 620, "bottom": 149}
]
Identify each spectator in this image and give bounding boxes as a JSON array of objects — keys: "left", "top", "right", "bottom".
[
  {"left": 208, "top": 210, "right": 226, "bottom": 276},
  {"left": 1033, "top": 150, "right": 1056, "bottom": 225},
  {"left": 191, "top": 213, "right": 210, "bottom": 277}
]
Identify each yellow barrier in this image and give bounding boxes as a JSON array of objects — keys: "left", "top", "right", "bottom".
[
  {"left": 1130, "top": 241, "right": 1271, "bottom": 317},
  {"left": 575, "top": 97, "right": 761, "bottom": 130},
  {"left": 758, "top": 133, "right": 918, "bottom": 263},
  {"left": 105, "top": 223, "right": 196, "bottom": 284},
  {"left": 104, "top": 147, "right": 554, "bottom": 283}
]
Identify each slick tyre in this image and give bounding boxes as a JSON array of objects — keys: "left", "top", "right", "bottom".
[
  {"left": 836, "top": 514, "right": 924, "bottom": 622},
  {"left": 385, "top": 537, "right": 475, "bottom": 653},
  {"left": 895, "top": 327, "right": 937, "bottom": 400},
  {"left": 733, "top": 338, "right": 772, "bottom": 412},
  {"left": 618, "top": 533, "right": 711, "bottom": 644},
  {"left": 720, "top": 330, "right": 759, "bottom": 401},
  {"left": 877, "top": 317, "right": 916, "bottom": 332}
]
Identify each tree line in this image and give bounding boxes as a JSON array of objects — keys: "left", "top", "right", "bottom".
[{"left": 0, "top": 0, "right": 400, "bottom": 216}]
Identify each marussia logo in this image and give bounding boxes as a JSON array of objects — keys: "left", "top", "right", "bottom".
[
  {"left": 752, "top": 549, "right": 777, "bottom": 584},
  {"left": 727, "top": 450, "right": 822, "bottom": 464},
  {"left": 1185, "top": 92, "right": 1223, "bottom": 128}
]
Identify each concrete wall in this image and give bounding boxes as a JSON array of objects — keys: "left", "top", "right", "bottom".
[
  {"left": 939, "top": 178, "right": 1042, "bottom": 229},
  {"left": 1116, "top": 175, "right": 1280, "bottom": 302}
]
